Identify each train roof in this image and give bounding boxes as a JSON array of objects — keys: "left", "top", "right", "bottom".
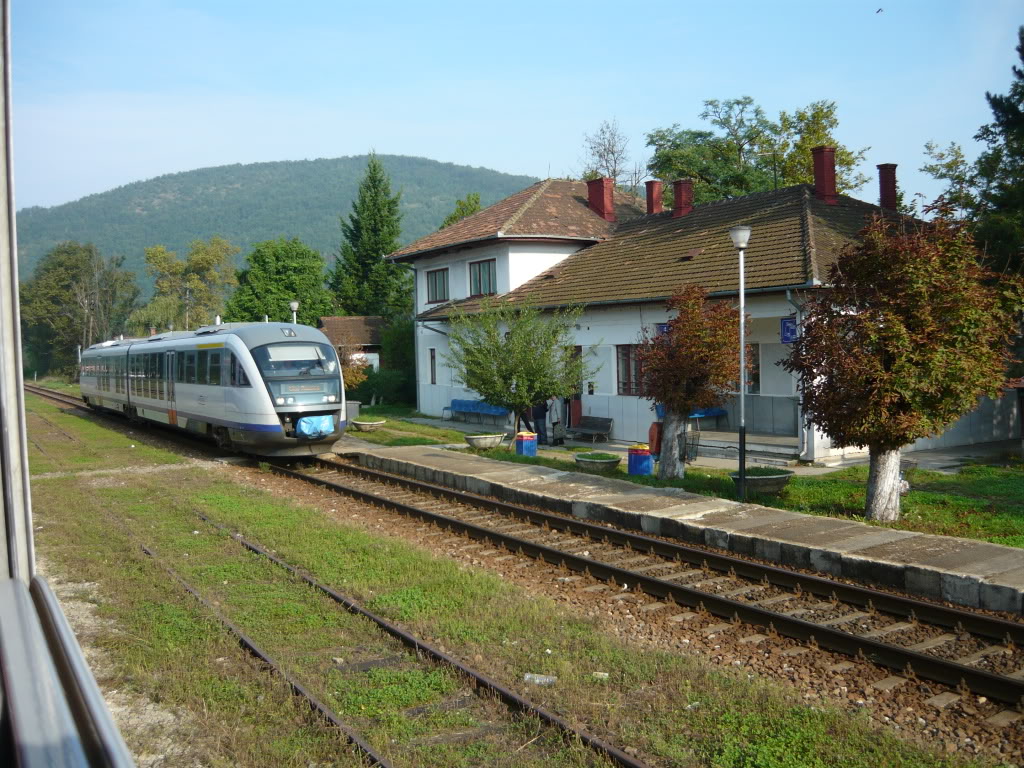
[{"left": 83, "top": 322, "right": 332, "bottom": 352}]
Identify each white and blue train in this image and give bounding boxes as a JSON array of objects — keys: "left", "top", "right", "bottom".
[{"left": 79, "top": 322, "right": 347, "bottom": 456}]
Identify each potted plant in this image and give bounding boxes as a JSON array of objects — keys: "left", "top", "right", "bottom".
[
  {"left": 575, "top": 452, "right": 622, "bottom": 471},
  {"left": 464, "top": 432, "right": 506, "bottom": 449},
  {"left": 730, "top": 466, "right": 794, "bottom": 496},
  {"left": 350, "top": 419, "right": 387, "bottom": 432}
]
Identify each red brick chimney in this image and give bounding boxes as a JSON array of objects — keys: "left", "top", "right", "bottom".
[
  {"left": 877, "top": 163, "right": 898, "bottom": 211},
  {"left": 645, "top": 180, "right": 664, "bottom": 214},
  {"left": 586, "top": 177, "right": 615, "bottom": 221},
  {"left": 672, "top": 179, "right": 693, "bottom": 217},
  {"left": 811, "top": 146, "right": 838, "bottom": 205}
]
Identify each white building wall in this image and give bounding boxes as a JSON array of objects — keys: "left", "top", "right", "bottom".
[{"left": 507, "top": 241, "right": 582, "bottom": 291}]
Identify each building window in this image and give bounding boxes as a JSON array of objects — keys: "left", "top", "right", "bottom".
[
  {"left": 430, "top": 348, "right": 437, "bottom": 385},
  {"left": 426, "top": 268, "right": 449, "bottom": 303},
  {"left": 469, "top": 259, "right": 496, "bottom": 297},
  {"left": 616, "top": 344, "right": 645, "bottom": 396},
  {"left": 746, "top": 343, "right": 760, "bottom": 395}
]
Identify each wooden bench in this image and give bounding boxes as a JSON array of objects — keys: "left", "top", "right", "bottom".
[{"left": 567, "top": 416, "right": 613, "bottom": 443}]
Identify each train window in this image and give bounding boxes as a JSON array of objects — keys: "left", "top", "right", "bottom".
[
  {"left": 158, "top": 354, "right": 165, "bottom": 399},
  {"left": 183, "top": 352, "right": 195, "bottom": 384},
  {"left": 208, "top": 351, "right": 221, "bottom": 386},
  {"left": 197, "top": 350, "right": 209, "bottom": 384},
  {"left": 251, "top": 343, "right": 339, "bottom": 379},
  {"left": 229, "top": 353, "right": 251, "bottom": 387}
]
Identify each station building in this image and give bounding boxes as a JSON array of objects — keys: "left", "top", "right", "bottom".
[{"left": 387, "top": 148, "right": 1021, "bottom": 463}]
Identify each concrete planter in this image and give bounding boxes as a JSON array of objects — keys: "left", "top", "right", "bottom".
[
  {"left": 730, "top": 469, "right": 794, "bottom": 496},
  {"left": 464, "top": 434, "right": 505, "bottom": 449},
  {"left": 351, "top": 420, "right": 386, "bottom": 432},
  {"left": 575, "top": 455, "right": 622, "bottom": 472}
]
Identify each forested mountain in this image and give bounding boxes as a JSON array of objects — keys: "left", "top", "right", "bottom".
[{"left": 16, "top": 155, "right": 537, "bottom": 290}]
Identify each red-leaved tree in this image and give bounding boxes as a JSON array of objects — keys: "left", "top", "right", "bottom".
[
  {"left": 638, "top": 285, "right": 743, "bottom": 480},
  {"left": 783, "top": 209, "right": 1024, "bottom": 521}
]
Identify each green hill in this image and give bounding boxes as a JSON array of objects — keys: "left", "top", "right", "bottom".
[{"left": 16, "top": 155, "right": 537, "bottom": 289}]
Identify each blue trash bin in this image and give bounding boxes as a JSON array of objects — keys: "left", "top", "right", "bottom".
[
  {"left": 515, "top": 432, "right": 537, "bottom": 457},
  {"left": 628, "top": 444, "right": 654, "bottom": 476}
]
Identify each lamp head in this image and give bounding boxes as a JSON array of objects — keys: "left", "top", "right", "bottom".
[
  {"left": 728, "top": 225, "right": 752, "bottom": 250},
  {"left": 289, "top": 300, "right": 300, "bottom": 312}
]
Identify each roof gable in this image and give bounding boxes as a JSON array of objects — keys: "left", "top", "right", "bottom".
[{"left": 389, "top": 179, "right": 644, "bottom": 261}]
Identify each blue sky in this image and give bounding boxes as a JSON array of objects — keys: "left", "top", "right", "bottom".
[{"left": 11, "top": 0, "right": 1022, "bottom": 210}]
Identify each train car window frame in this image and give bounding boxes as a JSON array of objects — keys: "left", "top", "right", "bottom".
[
  {"left": 229, "top": 353, "right": 251, "bottom": 387},
  {"left": 208, "top": 351, "right": 222, "bottom": 386},
  {"left": 197, "top": 350, "right": 209, "bottom": 385}
]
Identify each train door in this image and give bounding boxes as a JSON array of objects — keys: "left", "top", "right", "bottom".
[{"left": 166, "top": 351, "right": 177, "bottom": 426}]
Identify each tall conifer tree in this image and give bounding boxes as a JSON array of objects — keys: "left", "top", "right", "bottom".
[{"left": 330, "top": 153, "right": 408, "bottom": 316}]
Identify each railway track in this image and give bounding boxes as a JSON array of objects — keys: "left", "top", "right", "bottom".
[
  {"left": 24, "top": 384, "right": 653, "bottom": 766},
  {"left": 25, "top": 383, "right": 88, "bottom": 409},
  {"left": 25, "top": 383, "right": 1024, "bottom": 737},
  {"left": 280, "top": 458, "right": 1024, "bottom": 721}
]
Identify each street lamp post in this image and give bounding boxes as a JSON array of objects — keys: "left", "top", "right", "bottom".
[
  {"left": 289, "top": 300, "right": 299, "bottom": 325},
  {"left": 729, "top": 225, "right": 752, "bottom": 501}
]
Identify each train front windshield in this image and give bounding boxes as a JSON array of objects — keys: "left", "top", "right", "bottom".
[{"left": 251, "top": 342, "right": 343, "bottom": 406}]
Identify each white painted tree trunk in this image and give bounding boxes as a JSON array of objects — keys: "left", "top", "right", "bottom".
[
  {"left": 658, "top": 409, "right": 686, "bottom": 481},
  {"left": 865, "top": 446, "right": 902, "bottom": 522}
]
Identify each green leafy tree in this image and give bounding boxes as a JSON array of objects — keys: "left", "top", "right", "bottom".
[
  {"left": 772, "top": 100, "right": 869, "bottom": 191},
  {"left": 973, "top": 26, "right": 1024, "bottom": 274},
  {"left": 225, "top": 238, "right": 334, "bottom": 325},
  {"left": 636, "top": 286, "right": 742, "bottom": 480},
  {"left": 129, "top": 236, "right": 238, "bottom": 332},
  {"left": 444, "top": 301, "right": 596, "bottom": 432},
  {"left": 647, "top": 97, "right": 867, "bottom": 203},
  {"left": 20, "top": 241, "right": 138, "bottom": 375},
  {"left": 783, "top": 210, "right": 1024, "bottom": 522},
  {"left": 920, "top": 141, "right": 977, "bottom": 218},
  {"left": 330, "top": 153, "right": 409, "bottom": 316},
  {"left": 441, "top": 193, "right": 482, "bottom": 229}
]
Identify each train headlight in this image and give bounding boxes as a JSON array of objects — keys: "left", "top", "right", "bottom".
[
  {"left": 321, "top": 396, "right": 329, "bottom": 403},
  {"left": 275, "top": 397, "right": 284, "bottom": 405},
  {"left": 286, "top": 397, "right": 295, "bottom": 404},
  {"left": 328, "top": 395, "right": 337, "bottom": 402}
]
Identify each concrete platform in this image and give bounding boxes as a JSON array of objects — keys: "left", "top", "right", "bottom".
[{"left": 332, "top": 440, "right": 1024, "bottom": 614}]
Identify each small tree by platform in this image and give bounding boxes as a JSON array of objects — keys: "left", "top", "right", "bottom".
[
  {"left": 636, "top": 285, "right": 743, "bottom": 480},
  {"left": 444, "top": 301, "right": 596, "bottom": 433},
  {"left": 783, "top": 208, "right": 1024, "bottom": 522}
]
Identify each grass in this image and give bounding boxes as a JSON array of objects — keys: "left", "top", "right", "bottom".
[
  {"left": 24, "top": 394, "right": 182, "bottom": 474},
  {"left": 29, "top": 403, "right": 998, "bottom": 767},
  {"left": 576, "top": 452, "right": 620, "bottom": 461},
  {"left": 468, "top": 447, "right": 1024, "bottom": 548}
]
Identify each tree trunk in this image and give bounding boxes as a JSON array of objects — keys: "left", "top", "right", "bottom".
[
  {"left": 865, "top": 446, "right": 902, "bottom": 522},
  {"left": 658, "top": 409, "right": 686, "bottom": 480}
]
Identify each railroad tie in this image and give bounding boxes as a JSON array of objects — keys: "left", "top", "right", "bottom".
[
  {"left": 907, "top": 634, "right": 956, "bottom": 652},
  {"left": 860, "top": 622, "right": 914, "bottom": 639},
  {"left": 819, "top": 611, "right": 871, "bottom": 627},
  {"left": 925, "top": 692, "right": 961, "bottom": 709},
  {"left": 868, "top": 676, "right": 907, "bottom": 693}
]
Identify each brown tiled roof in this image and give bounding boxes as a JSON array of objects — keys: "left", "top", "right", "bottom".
[
  {"left": 389, "top": 179, "right": 644, "bottom": 261},
  {"left": 318, "top": 316, "right": 385, "bottom": 346},
  {"left": 417, "top": 184, "right": 882, "bottom": 319}
]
